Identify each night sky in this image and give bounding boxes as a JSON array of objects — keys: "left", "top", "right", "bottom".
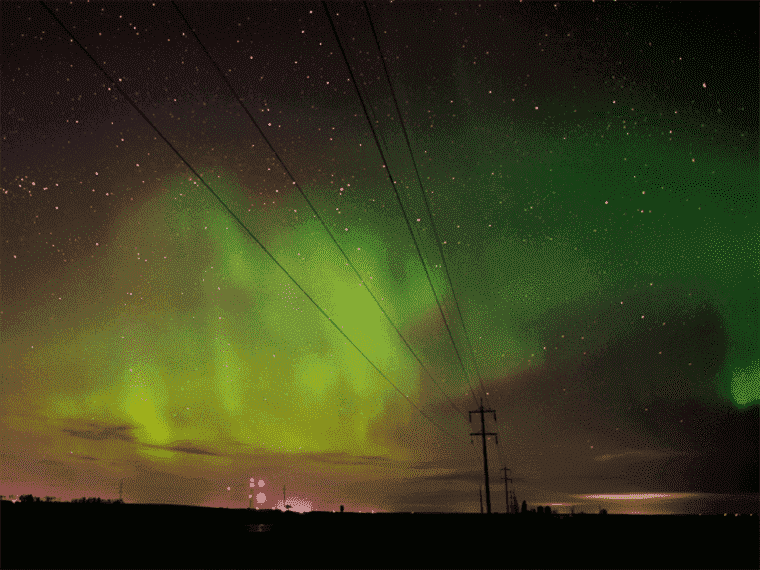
[{"left": 2, "top": 1, "right": 757, "bottom": 515}]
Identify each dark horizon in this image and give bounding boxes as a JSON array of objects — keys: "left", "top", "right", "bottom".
[
  {"left": 5, "top": 499, "right": 757, "bottom": 569},
  {"left": 3, "top": 491, "right": 758, "bottom": 517},
  {"left": 4, "top": 495, "right": 758, "bottom": 516}
]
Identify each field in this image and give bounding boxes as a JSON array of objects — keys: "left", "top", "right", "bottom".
[{"left": 2, "top": 502, "right": 758, "bottom": 568}]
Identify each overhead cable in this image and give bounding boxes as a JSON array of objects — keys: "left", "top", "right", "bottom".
[{"left": 40, "top": 0, "right": 463, "bottom": 446}]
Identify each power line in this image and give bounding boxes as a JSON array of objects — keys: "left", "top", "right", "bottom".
[
  {"left": 323, "top": 1, "right": 480, "bottom": 410},
  {"left": 470, "top": 399, "right": 497, "bottom": 514},
  {"left": 169, "top": 0, "right": 468, "bottom": 423},
  {"left": 39, "top": 0, "right": 462, "bottom": 446},
  {"left": 362, "top": 0, "right": 491, "bottom": 410},
  {"left": 361, "top": 0, "right": 511, "bottom": 485},
  {"left": 501, "top": 467, "right": 513, "bottom": 514},
  {"left": 362, "top": 1, "right": 512, "bottom": 481}
]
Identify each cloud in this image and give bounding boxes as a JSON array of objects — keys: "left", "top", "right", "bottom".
[
  {"left": 144, "top": 441, "right": 223, "bottom": 457},
  {"left": 299, "top": 451, "right": 393, "bottom": 467},
  {"left": 576, "top": 492, "right": 702, "bottom": 501},
  {"left": 417, "top": 470, "right": 483, "bottom": 485},
  {"left": 38, "top": 459, "right": 62, "bottom": 466},
  {"left": 594, "top": 449, "right": 673, "bottom": 462},
  {"left": 56, "top": 418, "right": 228, "bottom": 458},
  {"left": 59, "top": 421, "right": 136, "bottom": 442}
]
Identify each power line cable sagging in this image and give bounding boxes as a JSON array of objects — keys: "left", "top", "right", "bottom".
[
  {"left": 169, "top": 0, "right": 469, "bottom": 427},
  {"left": 322, "top": 1, "right": 481, "bottom": 412},
  {"left": 39, "top": 0, "right": 460, "bottom": 446},
  {"left": 360, "top": 0, "right": 490, "bottom": 404},
  {"left": 360, "top": 0, "right": 511, "bottom": 483}
]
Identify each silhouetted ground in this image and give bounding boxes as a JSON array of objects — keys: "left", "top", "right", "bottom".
[{"left": 2, "top": 501, "right": 758, "bottom": 568}]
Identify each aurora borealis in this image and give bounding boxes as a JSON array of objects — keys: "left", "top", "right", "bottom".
[{"left": 1, "top": 1, "right": 757, "bottom": 515}]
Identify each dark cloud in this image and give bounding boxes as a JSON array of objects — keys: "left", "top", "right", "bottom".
[
  {"left": 379, "top": 471, "right": 488, "bottom": 512},
  {"left": 146, "top": 441, "right": 223, "bottom": 457},
  {"left": 38, "top": 459, "right": 62, "bottom": 466},
  {"left": 417, "top": 469, "right": 483, "bottom": 485},
  {"left": 59, "top": 421, "right": 137, "bottom": 442},
  {"left": 407, "top": 458, "right": 461, "bottom": 470},
  {"left": 300, "top": 451, "right": 393, "bottom": 467}
]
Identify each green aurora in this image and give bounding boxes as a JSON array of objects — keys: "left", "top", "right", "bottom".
[{"left": 1, "top": 0, "right": 756, "bottom": 514}]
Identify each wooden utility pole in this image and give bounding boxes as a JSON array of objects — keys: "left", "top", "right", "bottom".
[
  {"left": 501, "top": 467, "right": 512, "bottom": 514},
  {"left": 283, "top": 484, "right": 291, "bottom": 511},
  {"left": 470, "top": 399, "right": 498, "bottom": 514}
]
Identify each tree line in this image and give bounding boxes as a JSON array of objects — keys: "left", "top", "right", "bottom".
[
  {"left": 520, "top": 500, "right": 608, "bottom": 516},
  {"left": 2, "top": 494, "right": 124, "bottom": 504}
]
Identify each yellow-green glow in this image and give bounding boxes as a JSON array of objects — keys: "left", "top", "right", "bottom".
[{"left": 120, "top": 363, "right": 172, "bottom": 447}]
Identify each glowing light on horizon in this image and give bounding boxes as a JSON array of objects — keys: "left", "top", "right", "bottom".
[
  {"left": 585, "top": 493, "right": 672, "bottom": 500},
  {"left": 275, "top": 496, "right": 313, "bottom": 513}
]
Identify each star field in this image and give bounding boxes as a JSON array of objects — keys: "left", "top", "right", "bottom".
[{"left": 1, "top": 1, "right": 757, "bottom": 514}]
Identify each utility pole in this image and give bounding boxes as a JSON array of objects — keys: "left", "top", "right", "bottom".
[
  {"left": 501, "top": 467, "right": 512, "bottom": 514},
  {"left": 470, "top": 398, "right": 498, "bottom": 514}
]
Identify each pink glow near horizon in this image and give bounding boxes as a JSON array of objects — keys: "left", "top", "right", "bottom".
[{"left": 275, "top": 497, "right": 313, "bottom": 513}]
